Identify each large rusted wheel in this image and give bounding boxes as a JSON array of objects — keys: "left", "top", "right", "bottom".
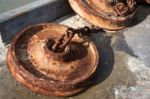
[
  {"left": 6, "top": 23, "right": 99, "bottom": 97},
  {"left": 69, "top": 0, "right": 137, "bottom": 31}
]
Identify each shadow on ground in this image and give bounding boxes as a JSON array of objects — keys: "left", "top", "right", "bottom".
[
  {"left": 129, "top": 5, "right": 150, "bottom": 27},
  {"left": 90, "top": 31, "right": 115, "bottom": 86}
]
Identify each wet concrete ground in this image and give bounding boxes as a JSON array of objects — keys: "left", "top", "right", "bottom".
[{"left": 0, "top": 6, "right": 150, "bottom": 99}]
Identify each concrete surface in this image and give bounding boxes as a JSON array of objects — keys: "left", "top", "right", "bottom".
[
  {"left": 0, "top": 5, "right": 150, "bottom": 99},
  {"left": 0, "top": 0, "right": 71, "bottom": 23},
  {"left": 0, "top": 0, "right": 38, "bottom": 14},
  {"left": 0, "top": 0, "right": 71, "bottom": 43}
]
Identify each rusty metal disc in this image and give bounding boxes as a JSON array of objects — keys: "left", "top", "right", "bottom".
[
  {"left": 6, "top": 23, "right": 99, "bottom": 97},
  {"left": 69, "top": 0, "right": 137, "bottom": 31}
]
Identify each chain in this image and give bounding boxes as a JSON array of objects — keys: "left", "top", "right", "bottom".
[
  {"left": 113, "top": 0, "right": 136, "bottom": 16},
  {"left": 52, "top": 26, "right": 101, "bottom": 52},
  {"left": 127, "top": 0, "right": 136, "bottom": 11}
]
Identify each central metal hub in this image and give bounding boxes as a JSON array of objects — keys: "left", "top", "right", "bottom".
[{"left": 44, "top": 38, "right": 70, "bottom": 61}]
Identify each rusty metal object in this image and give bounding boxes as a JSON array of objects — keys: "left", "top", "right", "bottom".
[
  {"left": 52, "top": 26, "right": 101, "bottom": 52},
  {"left": 47, "top": 25, "right": 101, "bottom": 60},
  {"left": 6, "top": 23, "right": 99, "bottom": 97},
  {"left": 69, "top": 0, "right": 137, "bottom": 31},
  {"left": 137, "top": 0, "right": 150, "bottom": 5}
]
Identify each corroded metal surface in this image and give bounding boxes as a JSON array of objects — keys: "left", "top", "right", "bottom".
[
  {"left": 6, "top": 23, "right": 99, "bottom": 97},
  {"left": 69, "top": 0, "right": 136, "bottom": 30},
  {"left": 51, "top": 26, "right": 101, "bottom": 52}
]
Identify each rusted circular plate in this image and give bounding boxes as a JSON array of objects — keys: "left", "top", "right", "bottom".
[
  {"left": 6, "top": 23, "right": 99, "bottom": 97},
  {"left": 69, "top": 0, "right": 136, "bottom": 31}
]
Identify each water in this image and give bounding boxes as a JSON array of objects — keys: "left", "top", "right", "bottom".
[{"left": 0, "top": 0, "right": 38, "bottom": 14}]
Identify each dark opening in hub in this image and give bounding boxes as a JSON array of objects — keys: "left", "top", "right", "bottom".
[{"left": 46, "top": 39, "right": 66, "bottom": 53}]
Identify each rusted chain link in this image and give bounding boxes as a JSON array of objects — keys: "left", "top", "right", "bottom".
[
  {"left": 128, "top": 0, "right": 136, "bottom": 11},
  {"left": 52, "top": 26, "right": 102, "bottom": 52},
  {"left": 113, "top": 0, "right": 136, "bottom": 16}
]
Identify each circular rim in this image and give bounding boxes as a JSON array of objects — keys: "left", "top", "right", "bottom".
[
  {"left": 6, "top": 23, "right": 99, "bottom": 96},
  {"left": 69, "top": 0, "right": 136, "bottom": 30}
]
